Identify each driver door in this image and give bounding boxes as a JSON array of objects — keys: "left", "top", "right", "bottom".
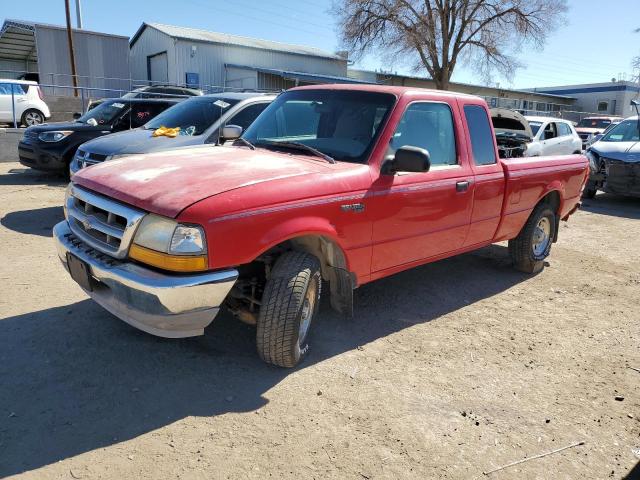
[{"left": 369, "top": 101, "right": 474, "bottom": 274}]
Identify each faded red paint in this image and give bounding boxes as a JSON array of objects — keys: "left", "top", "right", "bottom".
[{"left": 72, "top": 85, "right": 588, "bottom": 286}]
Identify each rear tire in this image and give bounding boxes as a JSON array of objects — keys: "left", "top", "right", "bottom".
[
  {"left": 256, "top": 251, "right": 321, "bottom": 368},
  {"left": 509, "top": 204, "right": 556, "bottom": 274},
  {"left": 21, "top": 109, "right": 45, "bottom": 127}
]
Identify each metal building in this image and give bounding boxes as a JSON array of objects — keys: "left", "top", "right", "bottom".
[
  {"left": 0, "top": 19, "right": 130, "bottom": 97},
  {"left": 530, "top": 81, "right": 640, "bottom": 118},
  {"left": 129, "top": 22, "right": 361, "bottom": 92}
]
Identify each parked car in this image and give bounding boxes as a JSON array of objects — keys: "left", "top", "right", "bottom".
[
  {"left": 490, "top": 109, "right": 581, "bottom": 157},
  {"left": 490, "top": 108, "right": 532, "bottom": 158},
  {"left": 583, "top": 115, "right": 640, "bottom": 198},
  {"left": 524, "top": 116, "right": 582, "bottom": 156},
  {"left": 19, "top": 98, "right": 180, "bottom": 173},
  {"left": 70, "top": 92, "right": 275, "bottom": 175},
  {"left": 585, "top": 120, "right": 622, "bottom": 148},
  {"left": 54, "top": 85, "right": 588, "bottom": 367},
  {"left": 0, "top": 79, "right": 50, "bottom": 126},
  {"left": 575, "top": 116, "right": 622, "bottom": 149},
  {"left": 88, "top": 85, "right": 203, "bottom": 110}
]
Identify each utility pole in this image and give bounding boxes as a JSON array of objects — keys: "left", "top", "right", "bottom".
[
  {"left": 75, "top": 0, "right": 83, "bottom": 29},
  {"left": 64, "top": 0, "right": 79, "bottom": 97}
]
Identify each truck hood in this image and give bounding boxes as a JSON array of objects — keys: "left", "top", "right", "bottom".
[
  {"left": 590, "top": 141, "right": 640, "bottom": 163},
  {"left": 72, "top": 146, "right": 331, "bottom": 217},
  {"left": 79, "top": 128, "right": 204, "bottom": 155}
]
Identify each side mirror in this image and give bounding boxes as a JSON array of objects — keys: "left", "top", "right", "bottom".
[
  {"left": 72, "top": 112, "right": 82, "bottom": 120},
  {"left": 383, "top": 146, "right": 431, "bottom": 175},
  {"left": 221, "top": 124, "right": 242, "bottom": 141}
]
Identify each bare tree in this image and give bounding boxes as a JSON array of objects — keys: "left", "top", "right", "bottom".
[{"left": 333, "top": 0, "right": 568, "bottom": 90}]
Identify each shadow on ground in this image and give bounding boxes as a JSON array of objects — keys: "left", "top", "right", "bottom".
[
  {"left": 0, "top": 244, "right": 528, "bottom": 477},
  {"left": 0, "top": 168, "right": 67, "bottom": 187},
  {"left": 581, "top": 193, "right": 640, "bottom": 220},
  {"left": 1, "top": 206, "right": 64, "bottom": 237}
]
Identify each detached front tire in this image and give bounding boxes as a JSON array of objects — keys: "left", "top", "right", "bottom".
[
  {"left": 582, "top": 181, "right": 597, "bottom": 199},
  {"left": 509, "top": 204, "right": 556, "bottom": 274},
  {"left": 256, "top": 251, "right": 321, "bottom": 368}
]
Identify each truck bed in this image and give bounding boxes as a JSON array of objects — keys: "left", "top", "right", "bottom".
[{"left": 495, "top": 154, "right": 588, "bottom": 242}]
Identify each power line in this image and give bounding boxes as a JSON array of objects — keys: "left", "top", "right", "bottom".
[{"left": 183, "top": 0, "right": 336, "bottom": 40}]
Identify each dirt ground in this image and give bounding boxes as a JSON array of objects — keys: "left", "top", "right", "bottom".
[{"left": 0, "top": 162, "right": 639, "bottom": 479}]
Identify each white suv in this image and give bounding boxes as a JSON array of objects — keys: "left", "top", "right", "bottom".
[
  {"left": 0, "top": 79, "right": 51, "bottom": 127},
  {"left": 524, "top": 116, "right": 583, "bottom": 156}
]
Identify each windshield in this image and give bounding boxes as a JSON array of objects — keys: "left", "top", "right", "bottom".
[
  {"left": 145, "top": 97, "right": 240, "bottom": 135},
  {"left": 77, "top": 101, "right": 127, "bottom": 125},
  {"left": 577, "top": 118, "right": 612, "bottom": 129},
  {"left": 528, "top": 121, "right": 542, "bottom": 136},
  {"left": 601, "top": 119, "right": 640, "bottom": 142},
  {"left": 242, "top": 90, "right": 396, "bottom": 163}
]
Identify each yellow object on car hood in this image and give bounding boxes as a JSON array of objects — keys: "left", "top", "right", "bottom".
[{"left": 152, "top": 126, "right": 181, "bottom": 138}]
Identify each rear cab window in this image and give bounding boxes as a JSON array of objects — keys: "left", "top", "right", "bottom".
[{"left": 463, "top": 105, "right": 497, "bottom": 166}]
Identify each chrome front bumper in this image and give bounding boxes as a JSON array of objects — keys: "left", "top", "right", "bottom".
[{"left": 53, "top": 221, "right": 238, "bottom": 338}]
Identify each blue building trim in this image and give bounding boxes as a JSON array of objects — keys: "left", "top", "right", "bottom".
[{"left": 537, "top": 84, "right": 640, "bottom": 95}]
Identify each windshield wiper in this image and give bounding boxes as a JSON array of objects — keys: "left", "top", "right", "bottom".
[
  {"left": 232, "top": 137, "right": 255, "bottom": 150},
  {"left": 261, "top": 140, "right": 335, "bottom": 164}
]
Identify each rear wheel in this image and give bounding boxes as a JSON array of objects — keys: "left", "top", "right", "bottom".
[
  {"left": 509, "top": 204, "right": 556, "bottom": 274},
  {"left": 21, "top": 109, "right": 45, "bottom": 126},
  {"left": 256, "top": 251, "right": 321, "bottom": 368}
]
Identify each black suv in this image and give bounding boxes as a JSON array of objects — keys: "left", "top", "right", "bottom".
[
  {"left": 88, "top": 85, "right": 203, "bottom": 110},
  {"left": 18, "top": 98, "right": 181, "bottom": 173}
]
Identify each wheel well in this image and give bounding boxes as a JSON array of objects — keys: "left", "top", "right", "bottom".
[
  {"left": 228, "top": 236, "right": 355, "bottom": 322},
  {"left": 538, "top": 190, "right": 561, "bottom": 242},
  {"left": 539, "top": 190, "right": 560, "bottom": 214}
]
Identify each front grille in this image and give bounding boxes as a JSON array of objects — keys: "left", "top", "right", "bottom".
[
  {"left": 578, "top": 133, "right": 590, "bottom": 141},
  {"left": 87, "top": 152, "right": 108, "bottom": 161},
  {"left": 65, "top": 184, "right": 146, "bottom": 259}
]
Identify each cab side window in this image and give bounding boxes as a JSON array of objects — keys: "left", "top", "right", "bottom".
[
  {"left": 390, "top": 102, "right": 457, "bottom": 166},
  {"left": 463, "top": 105, "right": 497, "bottom": 165},
  {"left": 228, "top": 102, "right": 269, "bottom": 131}
]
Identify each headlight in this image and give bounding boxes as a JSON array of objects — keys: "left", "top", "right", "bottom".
[
  {"left": 38, "top": 131, "right": 73, "bottom": 142},
  {"left": 585, "top": 150, "right": 598, "bottom": 172},
  {"left": 63, "top": 183, "right": 73, "bottom": 219},
  {"left": 129, "top": 214, "right": 207, "bottom": 272}
]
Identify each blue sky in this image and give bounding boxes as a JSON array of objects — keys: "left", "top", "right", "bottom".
[{"left": 2, "top": 0, "right": 638, "bottom": 89}]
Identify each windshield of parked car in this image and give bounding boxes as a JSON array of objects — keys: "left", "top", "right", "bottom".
[
  {"left": 577, "top": 118, "right": 612, "bottom": 129},
  {"left": 528, "top": 121, "right": 542, "bottom": 136},
  {"left": 600, "top": 119, "right": 640, "bottom": 142},
  {"left": 77, "top": 100, "right": 127, "bottom": 125},
  {"left": 242, "top": 90, "right": 396, "bottom": 163},
  {"left": 144, "top": 97, "right": 240, "bottom": 135}
]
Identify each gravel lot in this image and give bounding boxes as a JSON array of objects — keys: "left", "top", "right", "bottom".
[{"left": 1, "top": 162, "right": 639, "bottom": 479}]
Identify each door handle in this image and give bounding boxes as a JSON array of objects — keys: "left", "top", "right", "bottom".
[{"left": 456, "top": 180, "right": 470, "bottom": 192}]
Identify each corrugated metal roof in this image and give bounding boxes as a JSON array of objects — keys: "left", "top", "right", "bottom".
[
  {"left": 1, "top": 19, "right": 129, "bottom": 40},
  {"left": 131, "top": 22, "right": 344, "bottom": 61},
  {"left": 226, "top": 64, "right": 372, "bottom": 85}
]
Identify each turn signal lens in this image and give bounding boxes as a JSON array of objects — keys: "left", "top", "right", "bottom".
[{"left": 129, "top": 244, "right": 208, "bottom": 272}]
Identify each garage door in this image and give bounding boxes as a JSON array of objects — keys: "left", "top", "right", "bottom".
[{"left": 148, "top": 52, "right": 168, "bottom": 83}]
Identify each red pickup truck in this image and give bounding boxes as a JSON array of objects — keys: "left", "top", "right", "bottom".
[{"left": 54, "top": 85, "right": 588, "bottom": 367}]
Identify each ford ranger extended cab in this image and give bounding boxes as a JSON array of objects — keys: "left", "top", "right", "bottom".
[{"left": 53, "top": 85, "right": 588, "bottom": 367}]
